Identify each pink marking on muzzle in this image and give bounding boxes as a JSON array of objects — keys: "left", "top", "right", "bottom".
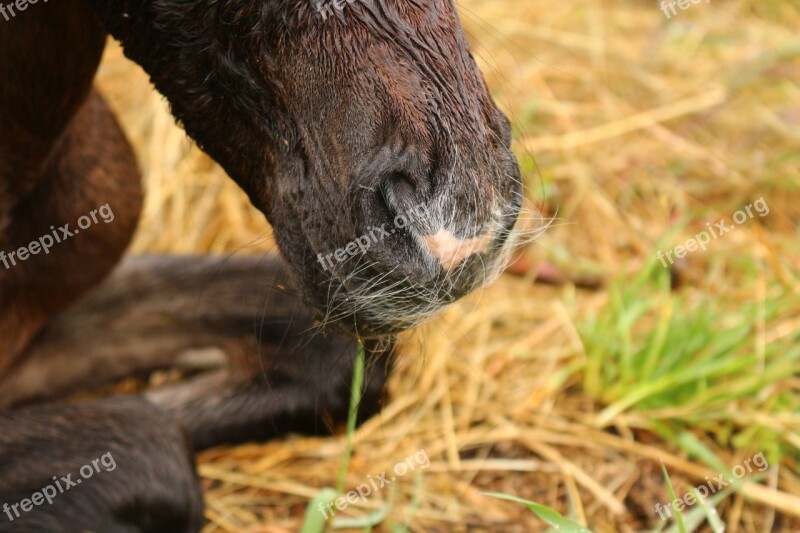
[{"left": 421, "top": 229, "right": 491, "bottom": 272}]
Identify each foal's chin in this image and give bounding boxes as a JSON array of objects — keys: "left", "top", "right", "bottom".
[{"left": 303, "top": 244, "right": 515, "bottom": 338}]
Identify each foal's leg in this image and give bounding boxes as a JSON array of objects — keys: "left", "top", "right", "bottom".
[
  {"left": 144, "top": 304, "right": 394, "bottom": 450},
  {"left": 0, "top": 255, "right": 395, "bottom": 450},
  {"left": 0, "top": 396, "right": 204, "bottom": 532},
  {"left": 0, "top": 88, "right": 143, "bottom": 374},
  {"left": 145, "top": 331, "right": 393, "bottom": 450},
  {"left": 0, "top": 3, "right": 206, "bottom": 528}
]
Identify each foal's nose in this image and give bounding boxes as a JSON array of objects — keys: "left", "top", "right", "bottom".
[{"left": 378, "top": 171, "right": 494, "bottom": 273}]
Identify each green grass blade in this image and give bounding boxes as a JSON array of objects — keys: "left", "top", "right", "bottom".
[
  {"left": 331, "top": 506, "right": 390, "bottom": 530},
  {"left": 336, "top": 343, "right": 367, "bottom": 495},
  {"left": 661, "top": 485, "right": 732, "bottom": 533},
  {"left": 301, "top": 344, "right": 367, "bottom": 532},
  {"left": 661, "top": 463, "right": 687, "bottom": 533},
  {"left": 691, "top": 487, "right": 725, "bottom": 533},
  {"left": 302, "top": 488, "right": 340, "bottom": 533},
  {"left": 674, "top": 432, "right": 728, "bottom": 474},
  {"left": 484, "top": 492, "right": 592, "bottom": 532}
]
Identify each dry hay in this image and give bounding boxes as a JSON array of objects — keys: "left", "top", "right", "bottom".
[{"left": 94, "top": 0, "right": 800, "bottom": 531}]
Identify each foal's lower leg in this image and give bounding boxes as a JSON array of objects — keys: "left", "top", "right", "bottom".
[{"left": 0, "top": 254, "right": 396, "bottom": 450}]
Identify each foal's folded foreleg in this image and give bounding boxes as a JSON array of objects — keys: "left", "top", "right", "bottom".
[
  {"left": 146, "top": 335, "right": 394, "bottom": 450},
  {"left": 0, "top": 254, "right": 396, "bottom": 450},
  {"left": 0, "top": 254, "right": 335, "bottom": 406}
]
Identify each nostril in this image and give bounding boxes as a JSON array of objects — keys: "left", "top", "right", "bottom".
[
  {"left": 381, "top": 171, "right": 423, "bottom": 220},
  {"left": 380, "top": 171, "right": 491, "bottom": 272}
]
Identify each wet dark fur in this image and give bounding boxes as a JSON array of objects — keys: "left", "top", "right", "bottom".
[
  {"left": 90, "top": 0, "right": 523, "bottom": 335},
  {"left": 0, "top": 0, "right": 520, "bottom": 530}
]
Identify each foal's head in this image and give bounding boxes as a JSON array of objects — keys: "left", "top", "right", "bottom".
[{"left": 107, "top": 0, "right": 522, "bottom": 336}]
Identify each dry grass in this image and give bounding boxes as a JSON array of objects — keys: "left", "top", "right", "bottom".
[{"left": 95, "top": 0, "right": 800, "bottom": 531}]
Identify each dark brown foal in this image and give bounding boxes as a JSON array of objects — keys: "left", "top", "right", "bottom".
[
  {"left": 0, "top": 0, "right": 521, "bottom": 530},
  {"left": 0, "top": 3, "right": 391, "bottom": 531}
]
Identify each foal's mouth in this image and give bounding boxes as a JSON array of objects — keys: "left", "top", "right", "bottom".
[{"left": 309, "top": 199, "right": 523, "bottom": 338}]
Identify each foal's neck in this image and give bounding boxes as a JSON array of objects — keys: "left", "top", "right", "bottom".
[{"left": 82, "top": 0, "right": 281, "bottom": 207}]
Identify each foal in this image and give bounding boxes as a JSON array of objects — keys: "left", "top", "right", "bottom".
[{"left": 0, "top": 0, "right": 522, "bottom": 530}]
